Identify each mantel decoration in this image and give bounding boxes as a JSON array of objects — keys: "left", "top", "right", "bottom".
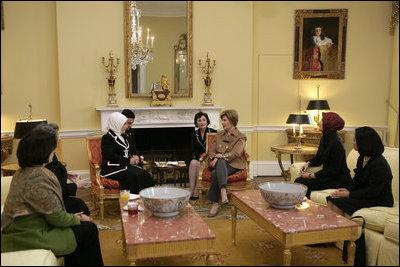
[
  {"left": 199, "top": 52, "right": 216, "bottom": 106},
  {"left": 102, "top": 51, "right": 120, "bottom": 107},
  {"left": 151, "top": 75, "right": 172, "bottom": 107}
]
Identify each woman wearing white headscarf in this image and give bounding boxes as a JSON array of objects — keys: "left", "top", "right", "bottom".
[{"left": 100, "top": 112, "right": 155, "bottom": 193}]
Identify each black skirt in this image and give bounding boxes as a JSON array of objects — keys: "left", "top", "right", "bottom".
[{"left": 326, "top": 196, "right": 376, "bottom": 216}]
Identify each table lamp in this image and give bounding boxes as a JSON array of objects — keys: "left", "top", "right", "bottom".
[
  {"left": 14, "top": 104, "right": 47, "bottom": 139},
  {"left": 306, "top": 84, "right": 330, "bottom": 126},
  {"left": 286, "top": 114, "right": 312, "bottom": 150}
]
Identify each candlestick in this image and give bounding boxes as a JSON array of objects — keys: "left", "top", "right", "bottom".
[{"left": 151, "top": 36, "right": 154, "bottom": 48}]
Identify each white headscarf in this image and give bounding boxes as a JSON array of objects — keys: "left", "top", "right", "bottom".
[{"left": 106, "top": 112, "right": 127, "bottom": 142}]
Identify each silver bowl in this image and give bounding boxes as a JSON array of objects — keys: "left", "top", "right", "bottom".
[
  {"left": 258, "top": 181, "right": 307, "bottom": 209},
  {"left": 139, "top": 186, "right": 190, "bottom": 217}
]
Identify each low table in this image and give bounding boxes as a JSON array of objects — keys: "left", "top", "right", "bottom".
[
  {"left": 154, "top": 164, "right": 188, "bottom": 187},
  {"left": 231, "top": 190, "right": 360, "bottom": 266},
  {"left": 120, "top": 199, "right": 215, "bottom": 265}
]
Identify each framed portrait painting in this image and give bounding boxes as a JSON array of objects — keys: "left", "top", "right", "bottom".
[{"left": 293, "top": 9, "right": 348, "bottom": 79}]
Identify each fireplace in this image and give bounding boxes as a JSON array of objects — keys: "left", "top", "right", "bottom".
[{"left": 135, "top": 127, "right": 194, "bottom": 165}]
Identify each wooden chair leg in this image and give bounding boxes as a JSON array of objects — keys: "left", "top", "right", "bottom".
[
  {"left": 91, "top": 191, "right": 97, "bottom": 209},
  {"left": 100, "top": 199, "right": 104, "bottom": 220}
]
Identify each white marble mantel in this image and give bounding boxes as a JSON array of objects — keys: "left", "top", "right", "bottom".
[{"left": 96, "top": 106, "right": 224, "bottom": 131}]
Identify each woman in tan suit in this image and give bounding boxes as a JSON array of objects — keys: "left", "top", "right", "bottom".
[{"left": 207, "top": 109, "right": 246, "bottom": 217}]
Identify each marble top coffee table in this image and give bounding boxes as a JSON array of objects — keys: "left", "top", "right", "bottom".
[
  {"left": 120, "top": 199, "right": 215, "bottom": 265},
  {"left": 231, "top": 190, "right": 360, "bottom": 266}
]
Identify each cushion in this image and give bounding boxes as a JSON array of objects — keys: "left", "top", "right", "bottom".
[
  {"left": 1, "top": 249, "right": 63, "bottom": 266},
  {"left": 352, "top": 203, "right": 399, "bottom": 233},
  {"left": 201, "top": 168, "right": 247, "bottom": 183},
  {"left": 100, "top": 177, "right": 120, "bottom": 189},
  {"left": 384, "top": 217, "right": 399, "bottom": 244},
  {"left": 310, "top": 189, "right": 337, "bottom": 205}
]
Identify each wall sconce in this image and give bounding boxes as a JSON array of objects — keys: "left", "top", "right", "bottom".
[{"left": 286, "top": 113, "right": 312, "bottom": 150}]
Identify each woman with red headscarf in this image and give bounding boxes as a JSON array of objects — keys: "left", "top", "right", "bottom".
[{"left": 294, "top": 112, "right": 352, "bottom": 199}]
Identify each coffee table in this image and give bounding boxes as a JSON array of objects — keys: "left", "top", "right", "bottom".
[
  {"left": 120, "top": 199, "right": 215, "bottom": 265},
  {"left": 231, "top": 190, "right": 360, "bottom": 266}
]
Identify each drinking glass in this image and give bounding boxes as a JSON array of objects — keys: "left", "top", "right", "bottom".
[{"left": 120, "top": 189, "right": 130, "bottom": 204}]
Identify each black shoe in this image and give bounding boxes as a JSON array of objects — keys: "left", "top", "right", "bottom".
[{"left": 190, "top": 196, "right": 199, "bottom": 200}]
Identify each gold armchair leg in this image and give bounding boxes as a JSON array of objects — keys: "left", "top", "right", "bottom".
[{"left": 100, "top": 199, "right": 104, "bottom": 220}]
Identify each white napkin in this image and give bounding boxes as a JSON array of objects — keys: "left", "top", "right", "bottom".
[{"left": 129, "top": 193, "right": 140, "bottom": 200}]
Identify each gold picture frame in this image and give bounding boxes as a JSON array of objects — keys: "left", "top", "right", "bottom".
[{"left": 293, "top": 9, "right": 348, "bottom": 79}]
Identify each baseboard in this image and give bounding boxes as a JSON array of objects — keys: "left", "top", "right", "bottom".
[{"left": 250, "top": 161, "right": 292, "bottom": 178}]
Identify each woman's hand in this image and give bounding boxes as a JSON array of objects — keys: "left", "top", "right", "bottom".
[
  {"left": 67, "top": 172, "right": 82, "bottom": 187},
  {"left": 215, "top": 153, "right": 223, "bottom": 159},
  {"left": 300, "top": 162, "right": 310, "bottom": 172},
  {"left": 209, "top": 158, "right": 218, "bottom": 168},
  {"left": 331, "top": 188, "right": 350, "bottom": 198},
  {"left": 130, "top": 155, "right": 139, "bottom": 165},
  {"left": 75, "top": 212, "right": 93, "bottom": 222}
]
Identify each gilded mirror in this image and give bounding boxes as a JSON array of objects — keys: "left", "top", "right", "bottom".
[{"left": 125, "top": 1, "right": 193, "bottom": 98}]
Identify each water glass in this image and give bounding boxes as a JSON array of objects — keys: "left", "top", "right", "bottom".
[{"left": 120, "top": 189, "right": 130, "bottom": 204}]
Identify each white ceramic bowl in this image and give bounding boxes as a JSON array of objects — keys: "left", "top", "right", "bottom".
[
  {"left": 258, "top": 181, "right": 307, "bottom": 209},
  {"left": 139, "top": 186, "right": 190, "bottom": 217}
]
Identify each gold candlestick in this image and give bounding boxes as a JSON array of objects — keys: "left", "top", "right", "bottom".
[
  {"left": 102, "top": 51, "right": 120, "bottom": 107},
  {"left": 199, "top": 52, "right": 216, "bottom": 106}
]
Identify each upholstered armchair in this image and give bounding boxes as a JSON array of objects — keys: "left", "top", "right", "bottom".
[
  {"left": 86, "top": 135, "right": 120, "bottom": 220},
  {"left": 198, "top": 133, "right": 250, "bottom": 202},
  {"left": 289, "top": 147, "right": 399, "bottom": 266}
]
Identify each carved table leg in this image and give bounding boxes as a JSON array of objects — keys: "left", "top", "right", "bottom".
[
  {"left": 346, "top": 241, "right": 356, "bottom": 266},
  {"left": 231, "top": 205, "right": 237, "bottom": 246},
  {"left": 283, "top": 248, "right": 292, "bottom": 266}
]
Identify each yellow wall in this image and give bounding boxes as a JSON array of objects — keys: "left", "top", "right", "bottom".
[{"left": 1, "top": 1, "right": 398, "bottom": 172}]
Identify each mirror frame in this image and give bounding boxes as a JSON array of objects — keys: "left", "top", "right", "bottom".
[{"left": 124, "top": 1, "right": 193, "bottom": 98}]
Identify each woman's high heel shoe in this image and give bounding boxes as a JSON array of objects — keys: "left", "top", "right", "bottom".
[
  {"left": 207, "top": 209, "right": 219, "bottom": 218},
  {"left": 221, "top": 199, "right": 229, "bottom": 206}
]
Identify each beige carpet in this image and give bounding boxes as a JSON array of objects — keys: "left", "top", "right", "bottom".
[{"left": 78, "top": 177, "right": 347, "bottom": 266}]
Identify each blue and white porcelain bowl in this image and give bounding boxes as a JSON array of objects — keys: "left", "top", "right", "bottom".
[
  {"left": 258, "top": 181, "right": 307, "bottom": 209},
  {"left": 139, "top": 186, "right": 190, "bottom": 217}
]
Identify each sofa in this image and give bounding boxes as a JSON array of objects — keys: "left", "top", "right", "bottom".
[
  {"left": 1, "top": 176, "right": 64, "bottom": 266},
  {"left": 289, "top": 147, "right": 399, "bottom": 266}
]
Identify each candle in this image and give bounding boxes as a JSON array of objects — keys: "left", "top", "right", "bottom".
[
  {"left": 151, "top": 36, "right": 154, "bottom": 48},
  {"left": 292, "top": 125, "right": 296, "bottom": 135},
  {"left": 300, "top": 125, "right": 303, "bottom": 135},
  {"left": 147, "top": 36, "right": 149, "bottom": 47}
]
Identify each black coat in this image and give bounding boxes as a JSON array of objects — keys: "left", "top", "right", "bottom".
[
  {"left": 46, "top": 154, "right": 77, "bottom": 198},
  {"left": 123, "top": 128, "right": 138, "bottom": 156},
  {"left": 100, "top": 130, "right": 131, "bottom": 177},
  {"left": 349, "top": 154, "right": 394, "bottom": 206},
  {"left": 191, "top": 127, "right": 217, "bottom": 160},
  {"left": 309, "top": 131, "right": 351, "bottom": 185}
]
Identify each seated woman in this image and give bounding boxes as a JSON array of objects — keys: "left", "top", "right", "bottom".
[
  {"left": 295, "top": 112, "right": 352, "bottom": 199},
  {"left": 327, "top": 126, "right": 394, "bottom": 216},
  {"left": 44, "top": 123, "right": 90, "bottom": 216},
  {"left": 189, "top": 112, "right": 217, "bottom": 200},
  {"left": 207, "top": 109, "right": 246, "bottom": 217},
  {"left": 100, "top": 112, "right": 155, "bottom": 194},
  {"left": 1, "top": 124, "right": 103, "bottom": 266}
]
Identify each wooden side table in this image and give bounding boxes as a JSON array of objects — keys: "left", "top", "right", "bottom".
[
  {"left": 270, "top": 144, "right": 318, "bottom": 181},
  {"left": 154, "top": 164, "right": 188, "bottom": 187}
]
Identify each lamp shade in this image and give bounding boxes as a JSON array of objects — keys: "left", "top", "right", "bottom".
[
  {"left": 14, "top": 119, "right": 47, "bottom": 139},
  {"left": 286, "top": 114, "right": 312, "bottom": 125},
  {"left": 306, "top": 100, "right": 330, "bottom": 110}
]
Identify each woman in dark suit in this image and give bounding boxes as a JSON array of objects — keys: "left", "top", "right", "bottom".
[
  {"left": 188, "top": 112, "right": 217, "bottom": 200},
  {"left": 294, "top": 112, "right": 352, "bottom": 199},
  {"left": 100, "top": 112, "right": 154, "bottom": 194},
  {"left": 327, "top": 126, "right": 394, "bottom": 216}
]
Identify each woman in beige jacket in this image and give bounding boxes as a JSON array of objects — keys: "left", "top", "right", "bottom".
[{"left": 207, "top": 109, "right": 246, "bottom": 217}]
